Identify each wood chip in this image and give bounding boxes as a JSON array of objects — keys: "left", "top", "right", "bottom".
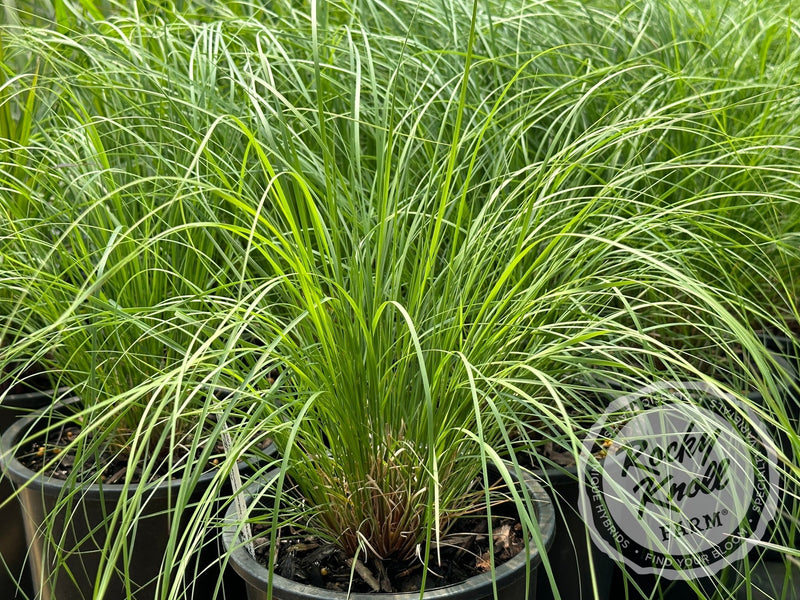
[
  {"left": 105, "top": 467, "right": 127, "bottom": 484},
  {"left": 396, "top": 563, "right": 422, "bottom": 578},
  {"left": 374, "top": 559, "right": 393, "bottom": 593},
  {"left": 493, "top": 523, "right": 512, "bottom": 553},
  {"left": 543, "top": 441, "right": 577, "bottom": 466},
  {"left": 440, "top": 532, "right": 487, "bottom": 560},
  {"left": 252, "top": 537, "right": 270, "bottom": 550},
  {"left": 476, "top": 552, "right": 491, "bottom": 572},
  {"left": 278, "top": 552, "right": 295, "bottom": 579},
  {"left": 288, "top": 542, "right": 320, "bottom": 553},
  {"left": 346, "top": 557, "right": 380, "bottom": 592},
  {"left": 441, "top": 533, "right": 485, "bottom": 548}
]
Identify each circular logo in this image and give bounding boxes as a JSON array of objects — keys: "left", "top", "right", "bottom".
[{"left": 578, "top": 381, "right": 779, "bottom": 579}]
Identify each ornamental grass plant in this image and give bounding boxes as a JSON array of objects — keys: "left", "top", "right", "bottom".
[
  {"left": 0, "top": 11, "right": 279, "bottom": 597},
  {"left": 199, "top": 2, "right": 799, "bottom": 598},
  {"left": 0, "top": 0, "right": 799, "bottom": 599}
]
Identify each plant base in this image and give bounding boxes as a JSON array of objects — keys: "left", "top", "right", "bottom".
[{"left": 222, "top": 468, "right": 555, "bottom": 600}]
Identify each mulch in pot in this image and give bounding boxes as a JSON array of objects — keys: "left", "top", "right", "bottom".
[
  {"left": 245, "top": 475, "right": 530, "bottom": 595},
  {"left": 15, "top": 419, "right": 227, "bottom": 483}
]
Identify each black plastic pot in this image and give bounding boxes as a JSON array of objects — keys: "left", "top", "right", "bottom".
[
  {"left": 222, "top": 469, "right": 556, "bottom": 600},
  {"left": 0, "top": 400, "right": 226, "bottom": 600},
  {"left": 0, "top": 386, "right": 68, "bottom": 599},
  {"left": 535, "top": 465, "right": 614, "bottom": 600},
  {"left": 743, "top": 333, "right": 800, "bottom": 561},
  {"left": 757, "top": 330, "right": 800, "bottom": 410}
]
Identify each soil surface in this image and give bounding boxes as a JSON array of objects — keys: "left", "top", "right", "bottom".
[
  {"left": 243, "top": 471, "right": 531, "bottom": 594},
  {"left": 13, "top": 379, "right": 277, "bottom": 483},
  {"left": 252, "top": 510, "right": 526, "bottom": 594},
  {"left": 16, "top": 421, "right": 231, "bottom": 484}
]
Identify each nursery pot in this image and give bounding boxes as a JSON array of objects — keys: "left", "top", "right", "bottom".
[
  {"left": 222, "top": 468, "right": 556, "bottom": 600},
  {"left": 748, "top": 332, "right": 800, "bottom": 578},
  {"left": 0, "top": 399, "right": 226, "bottom": 600},
  {"left": 0, "top": 385, "right": 68, "bottom": 598},
  {"left": 535, "top": 465, "right": 614, "bottom": 600},
  {"left": 757, "top": 330, "right": 800, "bottom": 409}
]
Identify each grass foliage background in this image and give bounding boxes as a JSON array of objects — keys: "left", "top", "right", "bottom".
[{"left": 1, "top": 0, "right": 799, "bottom": 598}]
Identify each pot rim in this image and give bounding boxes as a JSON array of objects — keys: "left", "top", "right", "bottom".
[
  {"left": 1, "top": 386, "right": 72, "bottom": 409},
  {"left": 0, "top": 397, "right": 219, "bottom": 496}
]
